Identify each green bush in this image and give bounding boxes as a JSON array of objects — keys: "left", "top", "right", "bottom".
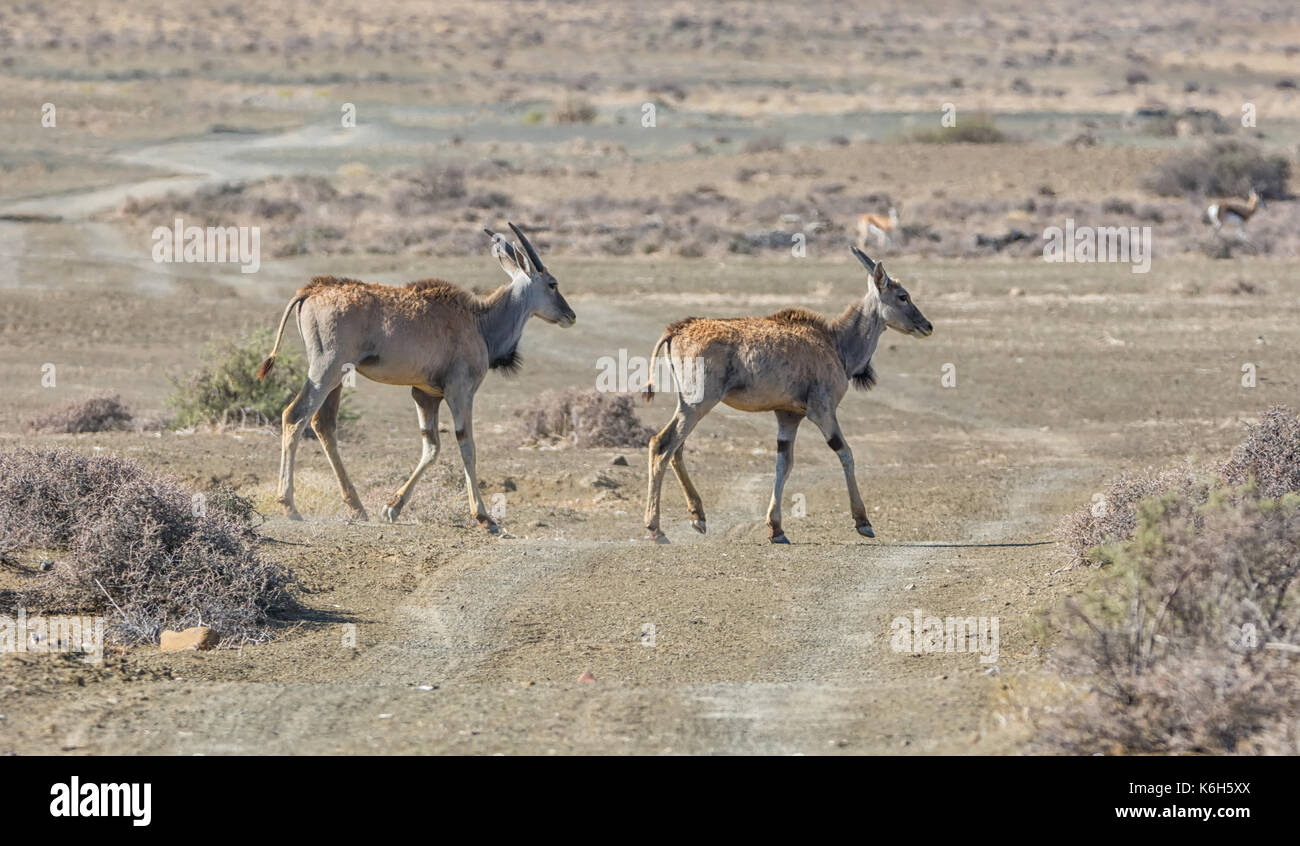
[{"left": 165, "top": 328, "right": 357, "bottom": 433}]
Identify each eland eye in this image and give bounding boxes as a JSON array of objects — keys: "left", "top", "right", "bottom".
[
  {"left": 548, "top": 281, "right": 558, "bottom": 290},
  {"left": 898, "top": 293, "right": 909, "bottom": 302}
]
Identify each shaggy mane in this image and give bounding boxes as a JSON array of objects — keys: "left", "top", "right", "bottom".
[
  {"left": 766, "top": 307, "right": 830, "bottom": 330},
  {"left": 851, "top": 361, "right": 877, "bottom": 391},
  {"left": 298, "top": 275, "right": 504, "bottom": 313}
]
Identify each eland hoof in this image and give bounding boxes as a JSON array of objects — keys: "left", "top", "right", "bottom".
[
  {"left": 856, "top": 524, "right": 875, "bottom": 538},
  {"left": 380, "top": 505, "right": 399, "bottom": 523},
  {"left": 769, "top": 534, "right": 791, "bottom": 545},
  {"left": 649, "top": 530, "right": 671, "bottom": 544},
  {"left": 690, "top": 519, "right": 707, "bottom": 534}
]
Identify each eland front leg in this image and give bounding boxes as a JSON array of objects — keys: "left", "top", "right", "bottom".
[
  {"left": 807, "top": 402, "right": 874, "bottom": 538},
  {"left": 444, "top": 382, "right": 497, "bottom": 533},
  {"left": 381, "top": 387, "right": 443, "bottom": 523}
]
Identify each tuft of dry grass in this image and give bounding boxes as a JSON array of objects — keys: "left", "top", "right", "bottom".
[
  {"left": 517, "top": 388, "right": 653, "bottom": 449},
  {"left": 0, "top": 448, "right": 297, "bottom": 645},
  {"left": 24, "top": 395, "right": 133, "bottom": 434}
]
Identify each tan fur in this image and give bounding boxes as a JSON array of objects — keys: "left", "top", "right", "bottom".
[
  {"left": 643, "top": 248, "right": 932, "bottom": 544},
  {"left": 856, "top": 207, "right": 900, "bottom": 249},
  {"left": 1208, "top": 190, "right": 1261, "bottom": 236}
]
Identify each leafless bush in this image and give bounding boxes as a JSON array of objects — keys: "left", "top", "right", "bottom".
[
  {"left": 1143, "top": 139, "right": 1290, "bottom": 199},
  {"left": 1061, "top": 407, "right": 1300, "bottom": 564},
  {"left": 1039, "top": 489, "right": 1300, "bottom": 754},
  {"left": 517, "top": 388, "right": 653, "bottom": 448},
  {"left": 24, "top": 395, "right": 132, "bottom": 434},
  {"left": 742, "top": 135, "right": 786, "bottom": 154},
  {"left": 389, "top": 164, "right": 467, "bottom": 215},
  {"left": 1060, "top": 463, "right": 1212, "bottom": 565},
  {"left": 1222, "top": 406, "right": 1300, "bottom": 499},
  {"left": 552, "top": 97, "right": 597, "bottom": 124},
  {"left": 0, "top": 449, "right": 296, "bottom": 645}
]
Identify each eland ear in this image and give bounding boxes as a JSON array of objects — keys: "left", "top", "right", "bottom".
[{"left": 872, "top": 261, "right": 887, "bottom": 290}]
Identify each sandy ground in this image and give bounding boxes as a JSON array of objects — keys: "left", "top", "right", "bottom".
[
  {"left": 2, "top": 0, "right": 1299, "bottom": 755},
  {"left": 2, "top": 219, "right": 1296, "bottom": 753}
]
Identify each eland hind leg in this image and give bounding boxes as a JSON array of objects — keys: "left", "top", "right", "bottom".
[
  {"left": 766, "top": 410, "right": 804, "bottom": 544},
  {"left": 311, "top": 384, "right": 368, "bottom": 520},
  {"left": 645, "top": 395, "right": 716, "bottom": 542},
  {"left": 277, "top": 366, "right": 343, "bottom": 519},
  {"left": 669, "top": 444, "right": 706, "bottom": 534}
]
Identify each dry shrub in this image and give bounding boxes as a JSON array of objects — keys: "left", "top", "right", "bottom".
[
  {"left": 1062, "top": 406, "right": 1300, "bottom": 564},
  {"left": 552, "top": 97, "right": 597, "bottom": 124},
  {"left": 1143, "top": 139, "right": 1290, "bottom": 199},
  {"left": 389, "top": 164, "right": 467, "bottom": 215},
  {"left": 1222, "top": 405, "right": 1300, "bottom": 498},
  {"left": 1060, "top": 463, "right": 1212, "bottom": 565},
  {"left": 742, "top": 135, "right": 785, "bottom": 154},
  {"left": 908, "top": 114, "right": 1008, "bottom": 144},
  {"left": 1039, "top": 488, "right": 1300, "bottom": 754},
  {"left": 25, "top": 395, "right": 132, "bottom": 434},
  {"left": 517, "top": 388, "right": 653, "bottom": 448},
  {"left": 0, "top": 449, "right": 296, "bottom": 644}
]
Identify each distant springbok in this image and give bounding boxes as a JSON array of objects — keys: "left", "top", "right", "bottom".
[
  {"left": 641, "top": 246, "right": 933, "bottom": 544},
  {"left": 1207, "top": 189, "right": 1262, "bottom": 238},
  {"left": 856, "top": 206, "right": 900, "bottom": 249},
  {"left": 256, "top": 222, "right": 575, "bottom": 530}
]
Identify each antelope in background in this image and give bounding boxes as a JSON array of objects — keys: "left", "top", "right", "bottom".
[
  {"left": 256, "top": 222, "right": 575, "bottom": 531},
  {"left": 1207, "top": 189, "right": 1262, "bottom": 238},
  {"left": 856, "top": 206, "right": 900, "bottom": 249},
  {"left": 641, "top": 246, "right": 932, "bottom": 544}
]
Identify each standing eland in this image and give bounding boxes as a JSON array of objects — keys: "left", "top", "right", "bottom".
[
  {"left": 641, "top": 246, "right": 932, "bottom": 543},
  {"left": 256, "top": 222, "right": 575, "bottom": 531}
]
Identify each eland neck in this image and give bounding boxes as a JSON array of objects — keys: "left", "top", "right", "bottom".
[
  {"left": 830, "top": 296, "right": 885, "bottom": 379},
  {"left": 477, "top": 280, "right": 533, "bottom": 365}
]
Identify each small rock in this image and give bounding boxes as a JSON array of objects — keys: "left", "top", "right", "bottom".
[
  {"left": 577, "top": 671, "right": 596, "bottom": 683},
  {"left": 1008, "top": 287, "right": 1025, "bottom": 297},
  {"left": 583, "top": 473, "right": 620, "bottom": 489},
  {"left": 611, "top": 455, "right": 629, "bottom": 466},
  {"left": 159, "top": 626, "right": 219, "bottom": 652}
]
